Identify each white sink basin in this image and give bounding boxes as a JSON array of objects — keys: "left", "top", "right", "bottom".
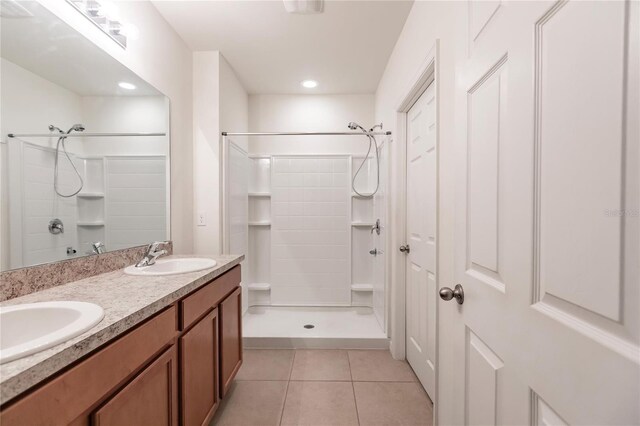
[
  {"left": 0, "top": 301, "right": 104, "bottom": 364},
  {"left": 124, "top": 258, "right": 217, "bottom": 276}
]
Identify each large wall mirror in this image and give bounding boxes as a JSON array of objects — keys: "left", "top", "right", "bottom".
[{"left": 0, "top": 1, "right": 170, "bottom": 272}]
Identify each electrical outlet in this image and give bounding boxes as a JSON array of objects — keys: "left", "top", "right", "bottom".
[{"left": 197, "top": 211, "right": 206, "bottom": 226}]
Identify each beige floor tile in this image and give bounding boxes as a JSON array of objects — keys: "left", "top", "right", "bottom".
[
  {"left": 353, "top": 382, "right": 433, "bottom": 426},
  {"left": 211, "top": 381, "right": 288, "bottom": 426},
  {"left": 348, "top": 350, "right": 417, "bottom": 382},
  {"left": 290, "top": 350, "right": 352, "bottom": 381},
  {"left": 235, "top": 349, "right": 294, "bottom": 381},
  {"left": 281, "top": 381, "right": 359, "bottom": 426}
]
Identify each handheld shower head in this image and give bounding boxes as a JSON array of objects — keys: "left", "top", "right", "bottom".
[
  {"left": 349, "top": 120, "right": 381, "bottom": 198},
  {"left": 67, "top": 124, "right": 85, "bottom": 133}
]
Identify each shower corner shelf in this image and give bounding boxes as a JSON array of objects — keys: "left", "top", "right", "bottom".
[
  {"left": 77, "top": 192, "right": 104, "bottom": 198},
  {"left": 351, "top": 192, "right": 372, "bottom": 198},
  {"left": 77, "top": 221, "right": 105, "bottom": 227},
  {"left": 351, "top": 222, "right": 375, "bottom": 227},
  {"left": 249, "top": 222, "right": 271, "bottom": 227},
  {"left": 249, "top": 192, "right": 271, "bottom": 197},
  {"left": 247, "top": 283, "right": 271, "bottom": 291},
  {"left": 351, "top": 284, "right": 373, "bottom": 292}
]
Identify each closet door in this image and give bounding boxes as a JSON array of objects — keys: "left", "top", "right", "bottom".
[
  {"left": 443, "top": 1, "right": 640, "bottom": 424},
  {"left": 405, "top": 81, "right": 437, "bottom": 399}
]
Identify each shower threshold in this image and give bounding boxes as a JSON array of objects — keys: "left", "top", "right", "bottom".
[{"left": 243, "top": 306, "right": 389, "bottom": 350}]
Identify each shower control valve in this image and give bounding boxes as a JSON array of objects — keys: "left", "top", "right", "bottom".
[{"left": 49, "top": 218, "right": 64, "bottom": 235}]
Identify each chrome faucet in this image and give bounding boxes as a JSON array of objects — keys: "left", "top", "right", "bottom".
[
  {"left": 91, "top": 241, "right": 106, "bottom": 255},
  {"left": 135, "top": 241, "right": 169, "bottom": 267},
  {"left": 371, "top": 219, "right": 381, "bottom": 235}
]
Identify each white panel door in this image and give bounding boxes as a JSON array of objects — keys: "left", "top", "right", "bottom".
[
  {"left": 406, "top": 82, "right": 437, "bottom": 399},
  {"left": 448, "top": 1, "right": 639, "bottom": 424}
]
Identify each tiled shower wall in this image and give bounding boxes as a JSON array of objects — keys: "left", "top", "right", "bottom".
[
  {"left": 105, "top": 157, "right": 167, "bottom": 251},
  {"left": 271, "top": 157, "right": 351, "bottom": 305},
  {"left": 13, "top": 143, "right": 80, "bottom": 268}
]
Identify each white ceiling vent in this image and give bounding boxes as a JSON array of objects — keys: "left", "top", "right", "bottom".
[
  {"left": 0, "top": 0, "right": 33, "bottom": 18},
  {"left": 283, "top": 0, "right": 324, "bottom": 15}
]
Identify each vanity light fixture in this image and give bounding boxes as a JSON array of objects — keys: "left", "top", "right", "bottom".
[
  {"left": 283, "top": 0, "right": 324, "bottom": 14},
  {"left": 118, "top": 82, "right": 136, "bottom": 90},
  {"left": 67, "top": 0, "right": 129, "bottom": 48},
  {"left": 301, "top": 80, "right": 318, "bottom": 89}
]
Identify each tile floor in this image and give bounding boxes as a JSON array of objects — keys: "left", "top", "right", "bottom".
[{"left": 210, "top": 349, "right": 433, "bottom": 426}]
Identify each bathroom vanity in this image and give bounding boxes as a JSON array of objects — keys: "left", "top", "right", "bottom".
[{"left": 0, "top": 257, "right": 243, "bottom": 426}]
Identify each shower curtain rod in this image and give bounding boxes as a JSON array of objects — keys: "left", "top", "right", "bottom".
[
  {"left": 7, "top": 132, "right": 166, "bottom": 138},
  {"left": 221, "top": 131, "right": 391, "bottom": 136}
]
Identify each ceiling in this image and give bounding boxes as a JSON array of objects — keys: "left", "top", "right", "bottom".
[
  {"left": 1, "top": 1, "right": 162, "bottom": 97},
  {"left": 152, "top": 0, "right": 413, "bottom": 94}
]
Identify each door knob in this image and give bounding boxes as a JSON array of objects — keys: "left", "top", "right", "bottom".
[
  {"left": 369, "top": 249, "right": 378, "bottom": 256},
  {"left": 399, "top": 245, "right": 410, "bottom": 253},
  {"left": 439, "top": 284, "right": 464, "bottom": 305}
]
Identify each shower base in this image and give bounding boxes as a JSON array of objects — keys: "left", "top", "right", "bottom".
[{"left": 243, "top": 306, "right": 389, "bottom": 350}]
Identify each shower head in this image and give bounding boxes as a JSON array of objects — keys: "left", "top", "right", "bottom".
[
  {"left": 67, "top": 124, "right": 85, "bottom": 133},
  {"left": 348, "top": 122, "right": 366, "bottom": 132}
]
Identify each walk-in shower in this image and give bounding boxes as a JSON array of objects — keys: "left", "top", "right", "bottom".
[{"left": 221, "top": 124, "right": 392, "bottom": 349}]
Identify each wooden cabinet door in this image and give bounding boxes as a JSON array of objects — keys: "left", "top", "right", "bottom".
[
  {"left": 180, "top": 308, "right": 219, "bottom": 426},
  {"left": 219, "top": 286, "right": 242, "bottom": 398},
  {"left": 92, "top": 345, "right": 178, "bottom": 426}
]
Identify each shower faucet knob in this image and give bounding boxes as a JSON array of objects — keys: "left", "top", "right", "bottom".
[{"left": 49, "top": 218, "right": 64, "bottom": 235}]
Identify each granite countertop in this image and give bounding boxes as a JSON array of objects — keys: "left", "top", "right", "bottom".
[{"left": 0, "top": 254, "right": 244, "bottom": 405}]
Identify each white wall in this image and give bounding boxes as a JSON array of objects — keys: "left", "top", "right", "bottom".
[
  {"left": 0, "top": 59, "right": 84, "bottom": 149},
  {"left": 374, "top": 1, "right": 466, "bottom": 424},
  {"left": 38, "top": 0, "right": 194, "bottom": 255},
  {"left": 248, "top": 94, "right": 375, "bottom": 155},
  {"left": 193, "top": 52, "right": 249, "bottom": 256},
  {"left": 81, "top": 96, "right": 168, "bottom": 157},
  {"left": 193, "top": 51, "right": 220, "bottom": 256},
  {"left": 220, "top": 57, "right": 249, "bottom": 152}
]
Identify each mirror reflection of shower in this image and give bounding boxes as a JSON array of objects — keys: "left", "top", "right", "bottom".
[
  {"left": 349, "top": 121, "right": 381, "bottom": 197},
  {"left": 50, "top": 123, "right": 85, "bottom": 197}
]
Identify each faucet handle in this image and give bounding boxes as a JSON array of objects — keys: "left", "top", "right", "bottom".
[{"left": 371, "top": 219, "right": 381, "bottom": 235}]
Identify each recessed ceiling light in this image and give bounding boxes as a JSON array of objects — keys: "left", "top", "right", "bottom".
[
  {"left": 301, "top": 80, "right": 318, "bottom": 89},
  {"left": 118, "top": 82, "right": 136, "bottom": 90}
]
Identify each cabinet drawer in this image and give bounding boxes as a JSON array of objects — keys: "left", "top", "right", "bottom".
[
  {"left": 0, "top": 306, "right": 178, "bottom": 425},
  {"left": 180, "top": 266, "right": 241, "bottom": 330}
]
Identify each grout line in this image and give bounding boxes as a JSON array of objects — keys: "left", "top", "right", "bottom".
[
  {"left": 278, "top": 350, "right": 296, "bottom": 426},
  {"left": 347, "top": 350, "right": 361, "bottom": 425}
]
